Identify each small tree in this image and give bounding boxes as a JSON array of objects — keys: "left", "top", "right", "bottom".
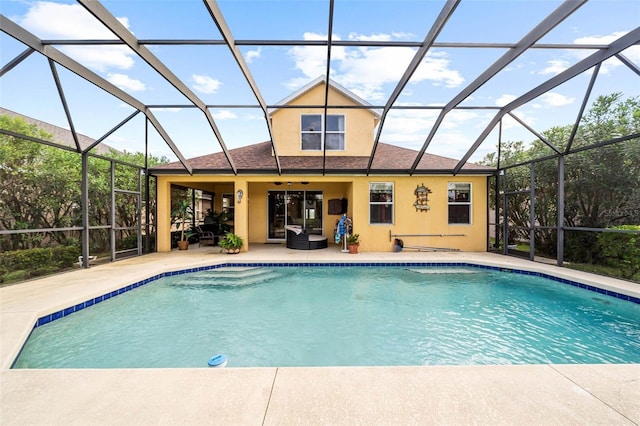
[{"left": 171, "top": 199, "right": 194, "bottom": 242}]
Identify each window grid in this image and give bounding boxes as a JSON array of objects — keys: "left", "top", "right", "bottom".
[
  {"left": 369, "top": 182, "right": 394, "bottom": 225},
  {"left": 447, "top": 183, "right": 471, "bottom": 224},
  {"left": 301, "top": 114, "right": 345, "bottom": 151}
]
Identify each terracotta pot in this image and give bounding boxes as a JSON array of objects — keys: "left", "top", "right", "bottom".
[
  {"left": 177, "top": 240, "right": 189, "bottom": 250},
  {"left": 347, "top": 244, "right": 359, "bottom": 254}
]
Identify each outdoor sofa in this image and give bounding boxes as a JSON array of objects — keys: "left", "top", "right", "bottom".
[{"left": 285, "top": 225, "right": 328, "bottom": 250}]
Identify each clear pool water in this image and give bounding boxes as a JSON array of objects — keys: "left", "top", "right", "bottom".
[{"left": 13, "top": 266, "right": 640, "bottom": 368}]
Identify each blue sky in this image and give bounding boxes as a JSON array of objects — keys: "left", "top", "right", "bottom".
[{"left": 1, "top": 0, "right": 639, "bottom": 164}]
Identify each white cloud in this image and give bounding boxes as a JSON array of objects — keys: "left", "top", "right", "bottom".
[
  {"left": 287, "top": 32, "right": 464, "bottom": 101},
  {"left": 211, "top": 110, "right": 237, "bottom": 120},
  {"left": 284, "top": 77, "right": 316, "bottom": 92},
  {"left": 64, "top": 46, "right": 135, "bottom": 72},
  {"left": 192, "top": 74, "right": 222, "bottom": 94},
  {"left": 378, "top": 104, "right": 480, "bottom": 153},
  {"left": 620, "top": 44, "right": 640, "bottom": 64},
  {"left": 20, "top": 1, "right": 130, "bottom": 39},
  {"left": 575, "top": 32, "right": 622, "bottom": 45},
  {"left": 347, "top": 32, "right": 392, "bottom": 42},
  {"left": 501, "top": 110, "right": 537, "bottom": 130},
  {"left": 378, "top": 106, "right": 438, "bottom": 147},
  {"left": 572, "top": 31, "right": 640, "bottom": 74},
  {"left": 496, "top": 94, "right": 517, "bottom": 107},
  {"left": 540, "top": 92, "right": 574, "bottom": 107},
  {"left": 18, "top": 2, "right": 135, "bottom": 72},
  {"left": 539, "top": 59, "right": 570, "bottom": 75},
  {"left": 412, "top": 51, "right": 464, "bottom": 88},
  {"left": 107, "top": 73, "right": 146, "bottom": 92},
  {"left": 533, "top": 31, "right": 639, "bottom": 77},
  {"left": 246, "top": 113, "right": 266, "bottom": 120},
  {"left": 288, "top": 33, "right": 336, "bottom": 81},
  {"left": 245, "top": 48, "right": 262, "bottom": 64}
]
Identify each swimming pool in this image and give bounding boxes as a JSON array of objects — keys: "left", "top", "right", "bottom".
[{"left": 13, "top": 264, "right": 640, "bottom": 368}]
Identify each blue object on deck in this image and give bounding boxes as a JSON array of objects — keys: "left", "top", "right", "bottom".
[{"left": 208, "top": 353, "right": 228, "bottom": 367}]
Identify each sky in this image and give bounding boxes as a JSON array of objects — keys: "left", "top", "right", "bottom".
[{"left": 1, "top": 0, "right": 639, "bottom": 165}]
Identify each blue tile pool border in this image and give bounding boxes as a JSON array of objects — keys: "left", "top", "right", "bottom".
[{"left": 32, "top": 262, "right": 640, "bottom": 329}]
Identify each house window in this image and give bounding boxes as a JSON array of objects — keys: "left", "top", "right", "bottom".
[
  {"left": 370, "top": 182, "right": 393, "bottom": 224},
  {"left": 448, "top": 183, "right": 471, "bottom": 224},
  {"left": 301, "top": 114, "right": 345, "bottom": 150}
]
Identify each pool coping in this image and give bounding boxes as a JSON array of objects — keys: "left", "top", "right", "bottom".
[{"left": 1, "top": 248, "right": 639, "bottom": 424}]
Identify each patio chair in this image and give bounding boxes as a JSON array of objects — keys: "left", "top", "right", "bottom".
[{"left": 196, "top": 225, "right": 216, "bottom": 247}]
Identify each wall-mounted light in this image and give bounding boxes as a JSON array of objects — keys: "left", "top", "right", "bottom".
[{"left": 236, "top": 189, "right": 244, "bottom": 204}]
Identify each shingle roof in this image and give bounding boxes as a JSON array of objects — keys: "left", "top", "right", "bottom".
[
  {"left": 0, "top": 107, "right": 115, "bottom": 155},
  {"left": 152, "top": 141, "right": 494, "bottom": 175}
]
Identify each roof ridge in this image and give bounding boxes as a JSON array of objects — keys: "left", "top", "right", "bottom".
[{"left": 269, "top": 77, "right": 380, "bottom": 117}]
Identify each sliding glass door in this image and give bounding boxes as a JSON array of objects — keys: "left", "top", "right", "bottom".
[{"left": 268, "top": 190, "right": 323, "bottom": 240}]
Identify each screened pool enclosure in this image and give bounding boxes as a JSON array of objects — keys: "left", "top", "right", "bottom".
[{"left": 1, "top": 1, "right": 638, "bottom": 272}]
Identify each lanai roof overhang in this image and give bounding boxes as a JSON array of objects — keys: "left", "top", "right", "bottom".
[{"left": 1, "top": 0, "right": 639, "bottom": 176}]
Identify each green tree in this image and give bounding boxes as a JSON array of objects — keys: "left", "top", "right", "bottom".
[
  {"left": 1, "top": 114, "right": 168, "bottom": 253},
  {"left": 0, "top": 115, "right": 81, "bottom": 249},
  {"left": 481, "top": 94, "right": 640, "bottom": 264}
]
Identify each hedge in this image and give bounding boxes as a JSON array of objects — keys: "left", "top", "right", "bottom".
[
  {"left": 598, "top": 225, "right": 640, "bottom": 280},
  {"left": 0, "top": 245, "right": 80, "bottom": 284}
]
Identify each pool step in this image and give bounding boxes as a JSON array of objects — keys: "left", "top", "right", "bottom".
[
  {"left": 171, "top": 267, "right": 280, "bottom": 287},
  {"left": 191, "top": 267, "right": 267, "bottom": 279},
  {"left": 408, "top": 268, "right": 481, "bottom": 274}
]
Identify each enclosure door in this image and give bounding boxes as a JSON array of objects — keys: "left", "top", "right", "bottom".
[{"left": 267, "top": 190, "right": 323, "bottom": 240}]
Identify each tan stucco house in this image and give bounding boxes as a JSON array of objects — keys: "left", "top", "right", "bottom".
[{"left": 152, "top": 77, "right": 493, "bottom": 253}]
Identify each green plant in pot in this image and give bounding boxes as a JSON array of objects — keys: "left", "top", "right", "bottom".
[
  {"left": 171, "top": 199, "right": 194, "bottom": 250},
  {"left": 219, "top": 232, "right": 243, "bottom": 254},
  {"left": 346, "top": 233, "right": 360, "bottom": 254}
]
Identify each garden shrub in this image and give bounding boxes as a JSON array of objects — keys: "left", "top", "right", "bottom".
[
  {"left": 51, "top": 246, "right": 79, "bottom": 268},
  {"left": 598, "top": 225, "right": 640, "bottom": 279},
  {"left": 0, "top": 245, "right": 80, "bottom": 284},
  {"left": 3, "top": 270, "right": 28, "bottom": 283},
  {"left": 117, "top": 235, "right": 138, "bottom": 251}
]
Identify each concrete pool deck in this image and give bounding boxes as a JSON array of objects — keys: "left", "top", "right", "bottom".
[{"left": 1, "top": 246, "right": 639, "bottom": 425}]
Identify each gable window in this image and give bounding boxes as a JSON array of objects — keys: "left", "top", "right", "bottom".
[
  {"left": 370, "top": 182, "right": 393, "bottom": 224},
  {"left": 301, "top": 114, "right": 345, "bottom": 151},
  {"left": 448, "top": 183, "right": 471, "bottom": 224}
]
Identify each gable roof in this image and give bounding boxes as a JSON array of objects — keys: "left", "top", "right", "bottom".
[
  {"left": 0, "top": 107, "right": 115, "bottom": 155},
  {"left": 152, "top": 141, "right": 493, "bottom": 175},
  {"left": 269, "top": 76, "right": 381, "bottom": 118}
]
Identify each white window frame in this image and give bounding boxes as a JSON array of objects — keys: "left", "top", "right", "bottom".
[
  {"left": 447, "top": 182, "right": 472, "bottom": 225},
  {"left": 300, "top": 114, "right": 345, "bottom": 151},
  {"left": 369, "top": 182, "right": 394, "bottom": 225}
]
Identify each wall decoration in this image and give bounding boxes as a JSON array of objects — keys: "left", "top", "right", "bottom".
[{"left": 414, "top": 183, "right": 432, "bottom": 212}]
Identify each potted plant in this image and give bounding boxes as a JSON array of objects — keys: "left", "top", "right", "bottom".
[
  {"left": 219, "top": 232, "right": 243, "bottom": 254},
  {"left": 171, "top": 199, "right": 194, "bottom": 250},
  {"left": 346, "top": 233, "right": 360, "bottom": 254}
]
